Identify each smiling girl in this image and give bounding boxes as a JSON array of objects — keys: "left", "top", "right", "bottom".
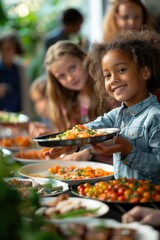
[{"left": 45, "top": 30, "right": 160, "bottom": 183}]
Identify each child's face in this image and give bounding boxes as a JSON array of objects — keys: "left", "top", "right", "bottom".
[
  {"left": 115, "top": 2, "right": 143, "bottom": 31},
  {"left": 50, "top": 55, "right": 88, "bottom": 91},
  {"left": 1, "top": 40, "right": 16, "bottom": 64},
  {"left": 102, "top": 50, "right": 150, "bottom": 107},
  {"left": 31, "top": 91, "right": 47, "bottom": 118}
]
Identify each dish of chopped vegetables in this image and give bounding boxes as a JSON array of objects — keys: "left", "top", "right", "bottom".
[{"left": 34, "top": 125, "right": 119, "bottom": 147}]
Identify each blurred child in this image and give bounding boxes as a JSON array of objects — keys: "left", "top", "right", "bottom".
[
  {"left": 0, "top": 30, "right": 31, "bottom": 115},
  {"left": 30, "top": 75, "right": 48, "bottom": 123},
  {"left": 29, "top": 74, "right": 52, "bottom": 135},
  {"left": 103, "top": 0, "right": 152, "bottom": 43}
]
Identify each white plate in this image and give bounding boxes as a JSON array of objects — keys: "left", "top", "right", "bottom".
[
  {"left": 0, "top": 111, "right": 29, "bottom": 125},
  {"left": 0, "top": 144, "right": 39, "bottom": 152},
  {"left": 12, "top": 148, "right": 53, "bottom": 164},
  {"left": 17, "top": 160, "right": 114, "bottom": 186},
  {"left": 58, "top": 218, "right": 159, "bottom": 240},
  {"left": 4, "top": 177, "right": 69, "bottom": 197},
  {"left": 1, "top": 148, "right": 12, "bottom": 156},
  {"left": 39, "top": 197, "right": 109, "bottom": 223}
]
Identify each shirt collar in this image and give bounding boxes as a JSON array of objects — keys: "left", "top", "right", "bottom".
[{"left": 120, "top": 95, "right": 158, "bottom": 116}]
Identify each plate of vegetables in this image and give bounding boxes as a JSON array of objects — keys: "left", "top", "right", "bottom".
[
  {"left": 71, "top": 178, "right": 160, "bottom": 210},
  {"left": 18, "top": 160, "right": 114, "bottom": 186},
  {"left": 33, "top": 124, "right": 119, "bottom": 147}
]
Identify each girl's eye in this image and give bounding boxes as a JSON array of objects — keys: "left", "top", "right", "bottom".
[
  {"left": 70, "top": 65, "right": 76, "bottom": 72},
  {"left": 118, "top": 68, "right": 126, "bottom": 73},
  {"left": 58, "top": 74, "right": 66, "bottom": 80},
  {"left": 104, "top": 74, "right": 111, "bottom": 81},
  {"left": 118, "top": 14, "right": 129, "bottom": 21}
]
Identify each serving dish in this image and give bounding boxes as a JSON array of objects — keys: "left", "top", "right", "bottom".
[
  {"left": 4, "top": 177, "right": 69, "bottom": 197},
  {"left": 0, "top": 111, "right": 29, "bottom": 126},
  {"left": 56, "top": 218, "right": 159, "bottom": 240},
  {"left": 37, "top": 196, "right": 109, "bottom": 223},
  {"left": 33, "top": 128, "right": 119, "bottom": 147},
  {"left": 0, "top": 135, "right": 38, "bottom": 151},
  {"left": 71, "top": 185, "right": 160, "bottom": 211},
  {"left": 12, "top": 148, "right": 52, "bottom": 164},
  {"left": 17, "top": 160, "right": 114, "bottom": 186},
  {"left": 71, "top": 177, "right": 160, "bottom": 211}
]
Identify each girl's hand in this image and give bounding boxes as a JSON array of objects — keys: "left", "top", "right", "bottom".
[
  {"left": 122, "top": 206, "right": 160, "bottom": 227},
  {"left": 43, "top": 146, "right": 77, "bottom": 159},
  {"left": 92, "top": 136, "right": 132, "bottom": 156},
  {"left": 60, "top": 148, "right": 93, "bottom": 161},
  {"left": 29, "top": 121, "right": 52, "bottom": 138}
]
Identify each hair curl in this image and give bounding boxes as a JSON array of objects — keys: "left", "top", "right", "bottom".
[
  {"left": 84, "top": 30, "right": 160, "bottom": 103},
  {"left": 0, "top": 30, "right": 24, "bottom": 55}
]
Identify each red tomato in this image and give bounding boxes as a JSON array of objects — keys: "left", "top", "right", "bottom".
[
  {"left": 153, "top": 194, "right": 160, "bottom": 202},
  {"left": 117, "top": 195, "right": 126, "bottom": 202},
  {"left": 129, "top": 197, "right": 140, "bottom": 203},
  {"left": 98, "top": 193, "right": 107, "bottom": 201},
  {"left": 117, "top": 187, "right": 125, "bottom": 196},
  {"left": 110, "top": 192, "right": 118, "bottom": 201}
]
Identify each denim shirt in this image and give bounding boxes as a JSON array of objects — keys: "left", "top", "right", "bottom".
[{"left": 85, "top": 95, "right": 160, "bottom": 184}]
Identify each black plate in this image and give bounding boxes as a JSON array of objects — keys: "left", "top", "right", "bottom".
[
  {"left": 33, "top": 128, "right": 119, "bottom": 147},
  {"left": 71, "top": 186, "right": 160, "bottom": 212}
]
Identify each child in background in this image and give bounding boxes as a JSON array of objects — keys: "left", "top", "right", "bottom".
[
  {"left": 0, "top": 30, "right": 31, "bottom": 116},
  {"left": 29, "top": 75, "right": 52, "bottom": 136},
  {"left": 29, "top": 75, "right": 48, "bottom": 123},
  {"left": 44, "top": 30, "right": 160, "bottom": 184},
  {"left": 103, "top": 0, "right": 152, "bottom": 43}
]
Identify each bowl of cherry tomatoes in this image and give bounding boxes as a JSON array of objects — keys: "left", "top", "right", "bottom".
[{"left": 71, "top": 178, "right": 160, "bottom": 210}]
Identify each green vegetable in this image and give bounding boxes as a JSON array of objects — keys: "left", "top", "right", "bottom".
[{"left": 51, "top": 207, "right": 100, "bottom": 219}]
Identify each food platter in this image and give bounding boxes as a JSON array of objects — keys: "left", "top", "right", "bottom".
[
  {"left": 57, "top": 218, "right": 159, "bottom": 240},
  {"left": 71, "top": 185, "right": 160, "bottom": 210},
  {"left": 12, "top": 148, "right": 53, "bottom": 164},
  {"left": 0, "top": 135, "right": 38, "bottom": 152},
  {"left": 0, "top": 111, "right": 29, "bottom": 126},
  {"left": 4, "top": 177, "right": 69, "bottom": 197},
  {"left": 18, "top": 160, "right": 114, "bottom": 186},
  {"left": 37, "top": 197, "right": 110, "bottom": 224},
  {"left": 71, "top": 176, "right": 160, "bottom": 211},
  {"left": 0, "top": 111, "right": 29, "bottom": 124},
  {"left": 33, "top": 128, "right": 119, "bottom": 147}
]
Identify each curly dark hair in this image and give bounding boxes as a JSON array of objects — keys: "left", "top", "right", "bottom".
[
  {"left": 84, "top": 30, "right": 160, "bottom": 103},
  {"left": 0, "top": 30, "right": 24, "bottom": 55}
]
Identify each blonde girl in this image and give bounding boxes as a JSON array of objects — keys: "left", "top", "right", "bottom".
[
  {"left": 45, "top": 40, "right": 105, "bottom": 132},
  {"left": 103, "top": 0, "right": 152, "bottom": 43}
]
